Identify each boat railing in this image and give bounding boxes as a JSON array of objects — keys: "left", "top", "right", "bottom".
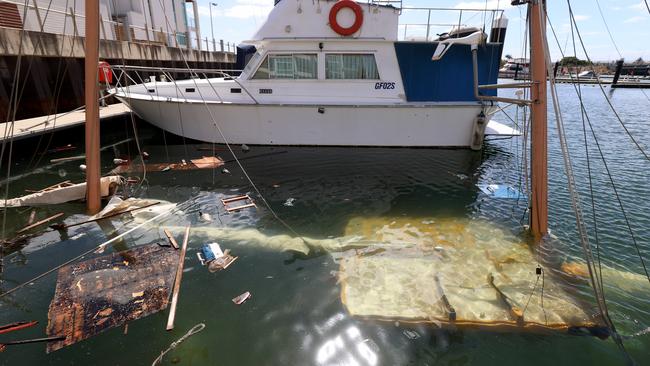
[
  {"left": 396, "top": 7, "right": 505, "bottom": 42},
  {"left": 108, "top": 65, "right": 258, "bottom": 104}
]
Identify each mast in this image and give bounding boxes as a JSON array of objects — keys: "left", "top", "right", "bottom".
[
  {"left": 85, "top": 0, "right": 101, "bottom": 214},
  {"left": 529, "top": 0, "right": 548, "bottom": 239}
]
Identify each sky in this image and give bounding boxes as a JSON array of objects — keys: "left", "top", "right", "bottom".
[{"left": 190, "top": 0, "right": 650, "bottom": 62}]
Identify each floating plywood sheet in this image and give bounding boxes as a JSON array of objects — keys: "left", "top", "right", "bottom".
[
  {"left": 46, "top": 244, "right": 177, "bottom": 352},
  {"left": 339, "top": 217, "right": 603, "bottom": 333}
]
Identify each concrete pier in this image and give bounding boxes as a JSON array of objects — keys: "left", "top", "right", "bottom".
[{"left": 0, "top": 27, "right": 235, "bottom": 63}]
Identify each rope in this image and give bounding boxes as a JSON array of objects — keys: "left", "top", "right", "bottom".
[
  {"left": 146, "top": 0, "right": 308, "bottom": 242},
  {"left": 151, "top": 323, "right": 205, "bottom": 366},
  {"left": 566, "top": 2, "right": 650, "bottom": 163},
  {"left": 548, "top": 4, "right": 631, "bottom": 361},
  {"left": 563, "top": 2, "right": 650, "bottom": 286}
]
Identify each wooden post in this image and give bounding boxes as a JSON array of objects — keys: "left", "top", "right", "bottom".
[
  {"left": 166, "top": 226, "right": 190, "bottom": 330},
  {"left": 85, "top": 0, "right": 101, "bottom": 214},
  {"left": 529, "top": 0, "right": 548, "bottom": 239}
]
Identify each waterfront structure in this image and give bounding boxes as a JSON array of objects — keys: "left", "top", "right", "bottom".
[
  {"left": 1, "top": 0, "right": 201, "bottom": 48},
  {"left": 0, "top": 0, "right": 235, "bottom": 120},
  {"left": 113, "top": 0, "right": 512, "bottom": 148}
]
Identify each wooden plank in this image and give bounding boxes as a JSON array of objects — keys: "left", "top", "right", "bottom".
[
  {"left": 163, "top": 229, "right": 179, "bottom": 249},
  {"left": 0, "top": 321, "right": 38, "bottom": 335},
  {"left": 221, "top": 195, "right": 249, "bottom": 204},
  {"left": 25, "top": 180, "right": 71, "bottom": 193},
  {"left": 0, "top": 103, "right": 131, "bottom": 144},
  {"left": 225, "top": 203, "right": 256, "bottom": 212},
  {"left": 17, "top": 212, "right": 64, "bottom": 234},
  {"left": 434, "top": 275, "right": 456, "bottom": 321},
  {"left": 166, "top": 226, "right": 190, "bottom": 331}
]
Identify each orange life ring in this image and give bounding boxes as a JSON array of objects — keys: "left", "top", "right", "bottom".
[{"left": 329, "top": 0, "right": 363, "bottom": 36}]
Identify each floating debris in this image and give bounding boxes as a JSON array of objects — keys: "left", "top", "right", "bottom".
[
  {"left": 47, "top": 144, "right": 76, "bottom": 153},
  {"left": 17, "top": 212, "right": 64, "bottom": 234},
  {"left": 2, "top": 177, "right": 122, "bottom": 207},
  {"left": 221, "top": 195, "right": 256, "bottom": 212},
  {"left": 0, "top": 321, "right": 38, "bottom": 335},
  {"left": 402, "top": 329, "right": 420, "bottom": 340},
  {"left": 166, "top": 227, "right": 190, "bottom": 331},
  {"left": 51, "top": 202, "right": 159, "bottom": 230},
  {"left": 222, "top": 168, "right": 231, "bottom": 174},
  {"left": 241, "top": 144, "right": 250, "bottom": 152},
  {"left": 164, "top": 229, "right": 180, "bottom": 249},
  {"left": 199, "top": 211, "right": 213, "bottom": 222},
  {"left": 477, "top": 184, "right": 523, "bottom": 199},
  {"left": 46, "top": 244, "right": 178, "bottom": 352},
  {"left": 283, "top": 198, "right": 296, "bottom": 207},
  {"left": 232, "top": 291, "right": 251, "bottom": 305},
  {"left": 197, "top": 243, "right": 238, "bottom": 272},
  {"left": 111, "top": 157, "right": 224, "bottom": 173},
  {"left": 113, "top": 158, "right": 129, "bottom": 165}
]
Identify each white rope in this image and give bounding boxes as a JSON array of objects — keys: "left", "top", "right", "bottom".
[
  {"left": 151, "top": 323, "right": 205, "bottom": 366},
  {"left": 149, "top": 0, "right": 306, "bottom": 240}
]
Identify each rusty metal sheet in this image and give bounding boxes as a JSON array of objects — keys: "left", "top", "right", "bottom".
[{"left": 46, "top": 244, "right": 178, "bottom": 353}]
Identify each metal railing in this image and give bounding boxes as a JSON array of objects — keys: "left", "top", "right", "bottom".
[
  {"left": 108, "top": 64, "right": 256, "bottom": 104},
  {"left": 397, "top": 7, "right": 505, "bottom": 42},
  {"left": 0, "top": 0, "right": 236, "bottom": 53}
]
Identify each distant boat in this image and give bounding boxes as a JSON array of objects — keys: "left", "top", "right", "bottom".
[
  {"left": 112, "top": 0, "right": 514, "bottom": 148},
  {"left": 498, "top": 58, "right": 529, "bottom": 79}
]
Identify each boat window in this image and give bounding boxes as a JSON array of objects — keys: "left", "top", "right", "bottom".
[
  {"left": 252, "top": 54, "right": 318, "bottom": 79},
  {"left": 325, "top": 54, "right": 379, "bottom": 80}
]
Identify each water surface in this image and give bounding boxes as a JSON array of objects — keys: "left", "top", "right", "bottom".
[{"left": 0, "top": 82, "right": 649, "bottom": 365}]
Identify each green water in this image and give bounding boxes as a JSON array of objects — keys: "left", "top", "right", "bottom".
[{"left": 0, "top": 83, "right": 649, "bottom": 365}]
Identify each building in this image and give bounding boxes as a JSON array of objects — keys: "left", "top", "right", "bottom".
[{"left": 1, "top": 0, "right": 202, "bottom": 48}]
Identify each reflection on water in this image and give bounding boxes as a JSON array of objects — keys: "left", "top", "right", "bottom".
[{"left": 0, "top": 84, "right": 649, "bottom": 365}]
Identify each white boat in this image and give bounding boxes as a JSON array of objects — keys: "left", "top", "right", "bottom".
[
  {"left": 498, "top": 58, "right": 530, "bottom": 79},
  {"left": 112, "top": 0, "right": 511, "bottom": 148}
]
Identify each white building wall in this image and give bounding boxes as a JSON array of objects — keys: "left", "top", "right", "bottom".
[{"left": 11, "top": 0, "right": 188, "bottom": 44}]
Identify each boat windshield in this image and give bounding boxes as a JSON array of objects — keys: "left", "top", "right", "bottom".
[{"left": 243, "top": 51, "right": 264, "bottom": 76}]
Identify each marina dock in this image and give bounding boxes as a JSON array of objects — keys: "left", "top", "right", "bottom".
[{"left": 0, "top": 103, "right": 130, "bottom": 142}]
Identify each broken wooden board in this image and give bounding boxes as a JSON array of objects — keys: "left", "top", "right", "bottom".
[
  {"left": 46, "top": 244, "right": 178, "bottom": 353},
  {"left": 110, "top": 156, "right": 224, "bottom": 174}
]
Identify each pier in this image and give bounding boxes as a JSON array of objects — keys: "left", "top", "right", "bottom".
[{"left": 0, "top": 103, "right": 130, "bottom": 142}]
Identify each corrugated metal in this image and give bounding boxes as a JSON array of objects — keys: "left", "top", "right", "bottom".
[{"left": 0, "top": 3, "right": 24, "bottom": 29}]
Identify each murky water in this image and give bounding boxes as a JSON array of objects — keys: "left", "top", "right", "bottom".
[{"left": 0, "top": 83, "right": 649, "bottom": 365}]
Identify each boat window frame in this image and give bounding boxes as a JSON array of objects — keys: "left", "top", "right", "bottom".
[
  {"left": 249, "top": 52, "right": 319, "bottom": 80},
  {"left": 324, "top": 53, "right": 381, "bottom": 81}
]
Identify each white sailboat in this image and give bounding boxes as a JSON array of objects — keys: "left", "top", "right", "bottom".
[{"left": 111, "top": 0, "right": 516, "bottom": 148}]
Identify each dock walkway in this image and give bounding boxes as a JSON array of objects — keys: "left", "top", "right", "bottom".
[{"left": 0, "top": 103, "right": 131, "bottom": 143}]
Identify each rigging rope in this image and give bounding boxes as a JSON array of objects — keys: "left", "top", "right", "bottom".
[
  {"left": 563, "top": 2, "right": 650, "bottom": 287},
  {"left": 566, "top": 2, "right": 650, "bottom": 162},
  {"left": 151, "top": 323, "right": 205, "bottom": 366},
  {"left": 145, "top": 0, "right": 308, "bottom": 241},
  {"left": 548, "top": 15, "right": 650, "bottom": 292}
]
